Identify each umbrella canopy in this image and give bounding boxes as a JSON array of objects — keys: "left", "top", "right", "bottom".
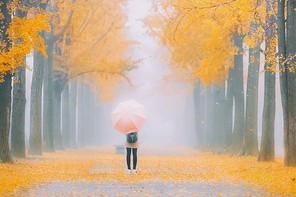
[{"left": 111, "top": 99, "right": 146, "bottom": 134}]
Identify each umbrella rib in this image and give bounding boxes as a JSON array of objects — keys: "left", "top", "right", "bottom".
[
  {"left": 129, "top": 115, "right": 146, "bottom": 130},
  {"left": 111, "top": 100, "right": 146, "bottom": 133}
]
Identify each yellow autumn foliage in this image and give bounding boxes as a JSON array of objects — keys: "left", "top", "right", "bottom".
[
  {"left": 0, "top": 148, "right": 295, "bottom": 195},
  {"left": 51, "top": 0, "right": 133, "bottom": 100},
  {"left": 0, "top": 4, "right": 49, "bottom": 81},
  {"left": 148, "top": 0, "right": 266, "bottom": 86}
]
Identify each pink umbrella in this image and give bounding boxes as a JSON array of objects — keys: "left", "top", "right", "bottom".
[{"left": 111, "top": 99, "right": 146, "bottom": 134}]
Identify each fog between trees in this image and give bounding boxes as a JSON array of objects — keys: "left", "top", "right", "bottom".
[{"left": 0, "top": 0, "right": 295, "bottom": 166}]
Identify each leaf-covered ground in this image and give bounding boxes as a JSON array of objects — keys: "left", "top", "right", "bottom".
[
  {"left": 0, "top": 146, "right": 296, "bottom": 196},
  {"left": 14, "top": 181, "right": 267, "bottom": 196}
]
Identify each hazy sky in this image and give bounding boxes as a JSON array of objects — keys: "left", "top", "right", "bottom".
[
  {"left": 23, "top": 0, "right": 284, "bottom": 156},
  {"left": 97, "top": 0, "right": 197, "bottom": 148}
]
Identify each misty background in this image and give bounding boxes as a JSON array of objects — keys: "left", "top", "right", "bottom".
[{"left": 23, "top": 0, "right": 284, "bottom": 156}]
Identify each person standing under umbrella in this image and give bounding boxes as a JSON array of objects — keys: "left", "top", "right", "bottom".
[
  {"left": 125, "top": 130, "right": 139, "bottom": 174},
  {"left": 111, "top": 100, "right": 146, "bottom": 174}
]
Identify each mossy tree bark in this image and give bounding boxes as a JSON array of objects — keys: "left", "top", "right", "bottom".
[
  {"left": 231, "top": 34, "right": 245, "bottom": 154},
  {"left": 240, "top": 23, "right": 260, "bottom": 156},
  {"left": 281, "top": 0, "right": 296, "bottom": 166},
  {"left": 0, "top": 0, "right": 13, "bottom": 163},
  {"left": 29, "top": 51, "right": 45, "bottom": 155},
  {"left": 259, "top": 0, "right": 276, "bottom": 161}
]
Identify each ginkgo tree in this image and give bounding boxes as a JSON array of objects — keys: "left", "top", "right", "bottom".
[
  {"left": 0, "top": 0, "right": 49, "bottom": 162},
  {"left": 149, "top": 0, "right": 296, "bottom": 166},
  {"left": 277, "top": 0, "right": 296, "bottom": 166},
  {"left": 148, "top": 0, "right": 263, "bottom": 85},
  {"left": 27, "top": 0, "right": 135, "bottom": 152},
  {"left": 147, "top": 0, "right": 264, "bottom": 152},
  {"left": 258, "top": 0, "right": 277, "bottom": 162}
]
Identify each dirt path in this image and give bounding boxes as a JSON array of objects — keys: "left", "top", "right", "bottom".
[
  {"left": 1, "top": 146, "right": 295, "bottom": 196},
  {"left": 11, "top": 181, "right": 267, "bottom": 196}
]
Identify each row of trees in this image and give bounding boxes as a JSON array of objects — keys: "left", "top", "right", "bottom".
[
  {"left": 0, "top": 0, "right": 134, "bottom": 163},
  {"left": 149, "top": 0, "right": 296, "bottom": 166}
]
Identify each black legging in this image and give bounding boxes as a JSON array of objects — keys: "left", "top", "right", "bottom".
[{"left": 126, "top": 148, "right": 137, "bottom": 170}]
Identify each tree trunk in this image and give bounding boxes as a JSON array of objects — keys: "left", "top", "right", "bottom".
[
  {"left": 278, "top": 0, "right": 288, "bottom": 165},
  {"left": 199, "top": 86, "right": 206, "bottom": 148},
  {"left": 85, "top": 86, "right": 96, "bottom": 145},
  {"left": 62, "top": 83, "right": 70, "bottom": 148},
  {"left": 43, "top": 39, "right": 55, "bottom": 152},
  {"left": 11, "top": 67, "right": 26, "bottom": 158},
  {"left": 94, "top": 101, "right": 100, "bottom": 145},
  {"left": 204, "top": 86, "right": 214, "bottom": 149},
  {"left": 10, "top": 1, "right": 28, "bottom": 158},
  {"left": 0, "top": 0, "right": 13, "bottom": 163},
  {"left": 212, "top": 84, "right": 226, "bottom": 152},
  {"left": 278, "top": 0, "right": 291, "bottom": 165},
  {"left": 283, "top": 0, "right": 296, "bottom": 166},
  {"left": 77, "top": 78, "right": 85, "bottom": 147},
  {"left": 193, "top": 82, "right": 206, "bottom": 148},
  {"left": 69, "top": 80, "right": 77, "bottom": 148},
  {"left": 231, "top": 34, "right": 245, "bottom": 154},
  {"left": 259, "top": 0, "right": 276, "bottom": 161},
  {"left": 29, "top": 51, "right": 44, "bottom": 155},
  {"left": 0, "top": 75, "right": 13, "bottom": 163},
  {"left": 240, "top": 24, "right": 260, "bottom": 156},
  {"left": 53, "top": 82, "right": 64, "bottom": 150},
  {"left": 83, "top": 85, "right": 97, "bottom": 145},
  {"left": 83, "top": 85, "right": 90, "bottom": 145},
  {"left": 225, "top": 69, "right": 234, "bottom": 149}
]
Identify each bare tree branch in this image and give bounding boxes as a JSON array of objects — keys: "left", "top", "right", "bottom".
[
  {"left": 172, "top": 0, "right": 238, "bottom": 41},
  {"left": 79, "top": 6, "right": 99, "bottom": 35},
  {"left": 53, "top": 9, "right": 74, "bottom": 42},
  {"left": 90, "top": 20, "right": 115, "bottom": 48},
  {"left": 199, "top": 0, "right": 237, "bottom": 9},
  {"left": 69, "top": 69, "right": 133, "bottom": 87}
]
